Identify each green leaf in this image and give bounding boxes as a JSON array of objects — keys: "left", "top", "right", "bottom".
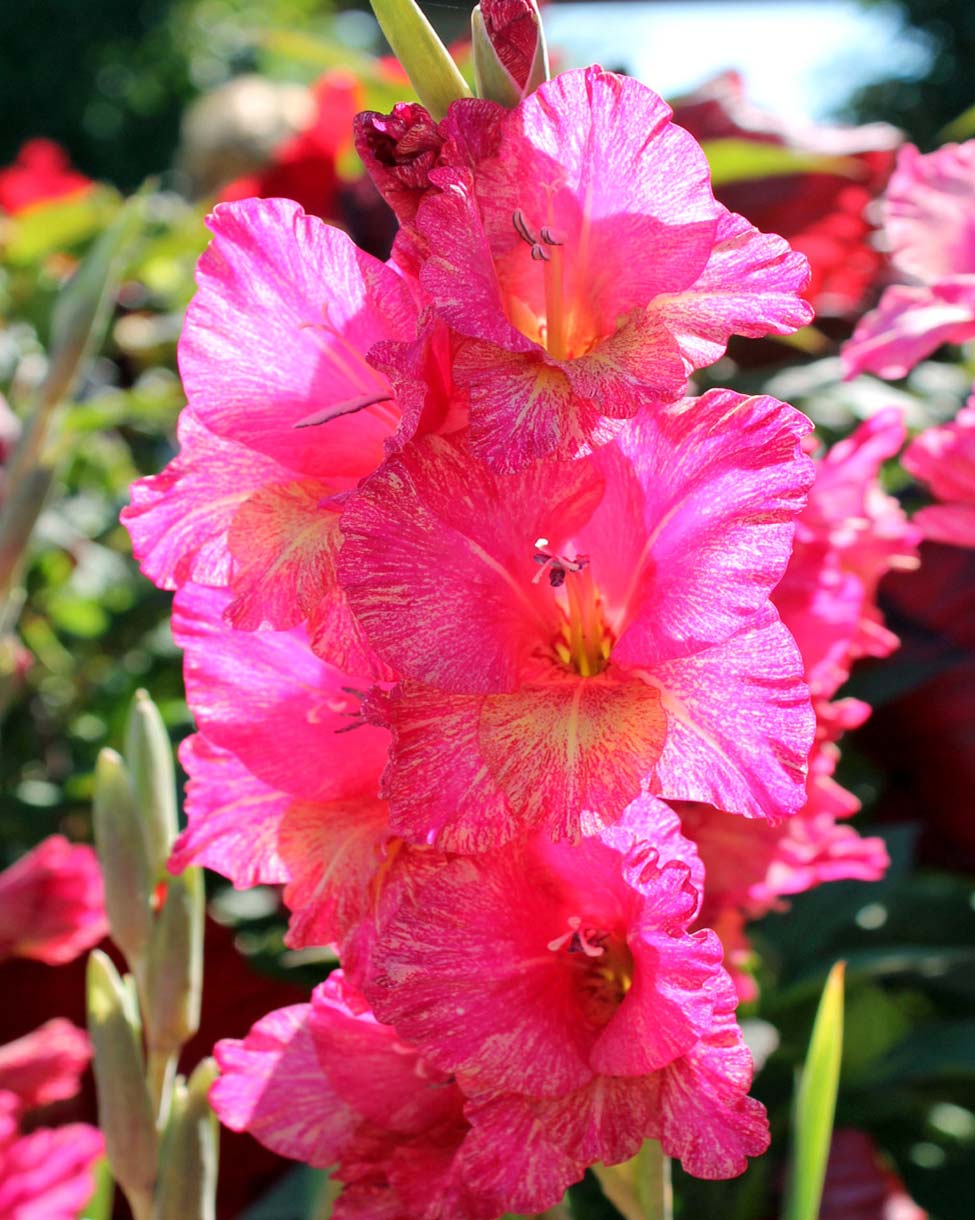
[
  {"left": 939, "top": 102, "right": 975, "bottom": 142},
  {"left": 80, "top": 1156, "right": 115, "bottom": 1220},
  {"left": 701, "top": 139, "right": 863, "bottom": 188},
  {"left": 783, "top": 960, "right": 845, "bottom": 1220},
  {"left": 368, "top": 0, "right": 472, "bottom": 119}
]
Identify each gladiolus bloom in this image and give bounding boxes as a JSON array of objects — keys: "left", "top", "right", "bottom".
[{"left": 341, "top": 389, "right": 815, "bottom": 847}]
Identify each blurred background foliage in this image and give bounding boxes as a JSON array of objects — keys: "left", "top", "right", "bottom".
[{"left": 1, "top": 2, "right": 973, "bottom": 1218}]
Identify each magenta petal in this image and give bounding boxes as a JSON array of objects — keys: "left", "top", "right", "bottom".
[
  {"left": 172, "top": 583, "right": 389, "bottom": 803},
  {"left": 656, "top": 981, "right": 770, "bottom": 1178},
  {"left": 212, "top": 1002, "right": 356, "bottom": 1167},
  {"left": 649, "top": 206, "right": 814, "bottom": 370},
  {"left": 842, "top": 280, "right": 975, "bottom": 380},
  {"left": 0, "top": 837, "right": 106, "bottom": 966},
  {"left": 0, "top": 1021, "right": 90, "bottom": 1112},
  {"left": 179, "top": 198, "right": 416, "bottom": 480},
  {"left": 169, "top": 734, "right": 291, "bottom": 887},
  {"left": 122, "top": 409, "right": 288, "bottom": 591},
  {"left": 600, "top": 391, "right": 814, "bottom": 668},
  {"left": 0, "top": 1123, "right": 104, "bottom": 1220},
  {"left": 652, "top": 608, "right": 815, "bottom": 820}
]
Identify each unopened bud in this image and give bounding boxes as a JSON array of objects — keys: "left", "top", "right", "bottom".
[
  {"left": 472, "top": 0, "right": 549, "bottom": 107},
  {"left": 145, "top": 867, "right": 204, "bottom": 1057},
  {"left": 124, "top": 689, "right": 178, "bottom": 879},
  {"left": 93, "top": 748, "right": 154, "bottom": 971},
  {"left": 152, "top": 1059, "right": 219, "bottom": 1220},
  {"left": 369, "top": 0, "right": 472, "bottom": 120},
  {"left": 87, "top": 950, "right": 158, "bottom": 1218}
]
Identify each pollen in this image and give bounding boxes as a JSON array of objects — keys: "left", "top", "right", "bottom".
[{"left": 548, "top": 914, "right": 634, "bottom": 1029}]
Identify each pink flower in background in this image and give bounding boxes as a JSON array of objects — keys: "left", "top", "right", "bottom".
[
  {"left": 843, "top": 141, "right": 975, "bottom": 380},
  {"left": 0, "top": 837, "right": 106, "bottom": 965},
  {"left": 364, "top": 797, "right": 768, "bottom": 1182},
  {"left": 0, "top": 1022, "right": 102, "bottom": 1220},
  {"left": 0, "top": 139, "right": 92, "bottom": 215},
  {"left": 0, "top": 1021, "right": 91, "bottom": 1112},
  {"left": 903, "top": 401, "right": 975, "bottom": 547},
  {"left": 341, "top": 390, "right": 814, "bottom": 848},
  {"left": 367, "top": 66, "right": 811, "bottom": 468},
  {"left": 773, "top": 407, "right": 921, "bottom": 702}
]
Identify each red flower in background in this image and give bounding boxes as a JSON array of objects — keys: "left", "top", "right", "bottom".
[
  {"left": 0, "top": 837, "right": 106, "bottom": 966},
  {"left": 672, "top": 71, "right": 901, "bottom": 318},
  {"left": 0, "top": 140, "right": 92, "bottom": 215}
]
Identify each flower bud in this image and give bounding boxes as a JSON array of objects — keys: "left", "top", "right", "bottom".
[
  {"left": 368, "top": 0, "right": 471, "bottom": 120},
  {"left": 152, "top": 1059, "right": 219, "bottom": 1220},
  {"left": 472, "top": 0, "right": 549, "bottom": 107},
  {"left": 92, "top": 747, "right": 154, "bottom": 971},
  {"left": 124, "top": 689, "right": 178, "bottom": 880},
  {"left": 87, "top": 949, "right": 158, "bottom": 1218},
  {"left": 145, "top": 867, "right": 204, "bottom": 1058}
]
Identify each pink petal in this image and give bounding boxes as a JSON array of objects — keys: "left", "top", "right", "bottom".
[
  {"left": 172, "top": 583, "right": 389, "bottom": 803},
  {"left": 169, "top": 734, "right": 291, "bottom": 887},
  {"left": 651, "top": 608, "right": 815, "bottom": 820},
  {"left": 211, "top": 1002, "right": 354, "bottom": 1166},
  {"left": 0, "top": 1124, "right": 104, "bottom": 1220},
  {"left": 648, "top": 206, "right": 814, "bottom": 370},
  {"left": 885, "top": 141, "right": 975, "bottom": 284},
  {"left": 842, "top": 280, "right": 975, "bottom": 380},
  {"left": 0, "top": 837, "right": 106, "bottom": 966},
  {"left": 280, "top": 796, "right": 390, "bottom": 950},
  {"left": 179, "top": 197, "right": 416, "bottom": 480},
  {"left": 594, "top": 391, "right": 814, "bottom": 669},
  {"left": 0, "top": 1021, "right": 90, "bottom": 1112},
  {"left": 656, "top": 980, "right": 769, "bottom": 1178},
  {"left": 913, "top": 503, "right": 975, "bottom": 547},
  {"left": 122, "top": 409, "right": 289, "bottom": 591}
]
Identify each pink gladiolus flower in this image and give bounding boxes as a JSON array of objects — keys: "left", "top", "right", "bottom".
[
  {"left": 903, "top": 401, "right": 975, "bottom": 547},
  {"left": 363, "top": 797, "right": 768, "bottom": 1182},
  {"left": 0, "top": 837, "right": 106, "bottom": 965},
  {"left": 340, "top": 389, "right": 815, "bottom": 847},
  {"left": 212, "top": 972, "right": 495, "bottom": 1220},
  {"left": 361, "top": 66, "right": 812, "bottom": 468},
  {"left": 843, "top": 141, "right": 975, "bottom": 380}
]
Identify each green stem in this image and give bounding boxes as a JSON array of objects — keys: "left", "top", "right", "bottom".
[{"left": 592, "top": 1142, "right": 672, "bottom": 1220}]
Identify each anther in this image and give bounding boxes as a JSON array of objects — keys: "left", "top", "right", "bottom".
[
  {"left": 512, "top": 209, "right": 537, "bottom": 245},
  {"left": 530, "top": 243, "right": 551, "bottom": 262},
  {"left": 539, "top": 226, "right": 563, "bottom": 246}
]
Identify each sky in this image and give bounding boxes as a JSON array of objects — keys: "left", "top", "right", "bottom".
[{"left": 542, "top": 1, "right": 930, "bottom": 120}]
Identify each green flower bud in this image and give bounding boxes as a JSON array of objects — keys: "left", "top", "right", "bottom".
[
  {"left": 93, "top": 748, "right": 154, "bottom": 971},
  {"left": 471, "top": 0, "right": 549, "bottom": 108},
  {"left": 87, "top": 950, "right": 158, "bottom": 1220},
  {"left": 152, "top": 1059, "right": 219, "bottom": 1220},
  {"left": 124, "top": 689, "right": 179, "bottom": 880},
  {"left": 369, "top": 0, "right": 471, "bottom": 119},
  {"left": 145, "top": 867, "right": 204, "bottom": 1058}
]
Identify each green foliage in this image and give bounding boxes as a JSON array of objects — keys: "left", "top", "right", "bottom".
[{"left": 783, "top": 962, "right": 845, "bottom": 1220}]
